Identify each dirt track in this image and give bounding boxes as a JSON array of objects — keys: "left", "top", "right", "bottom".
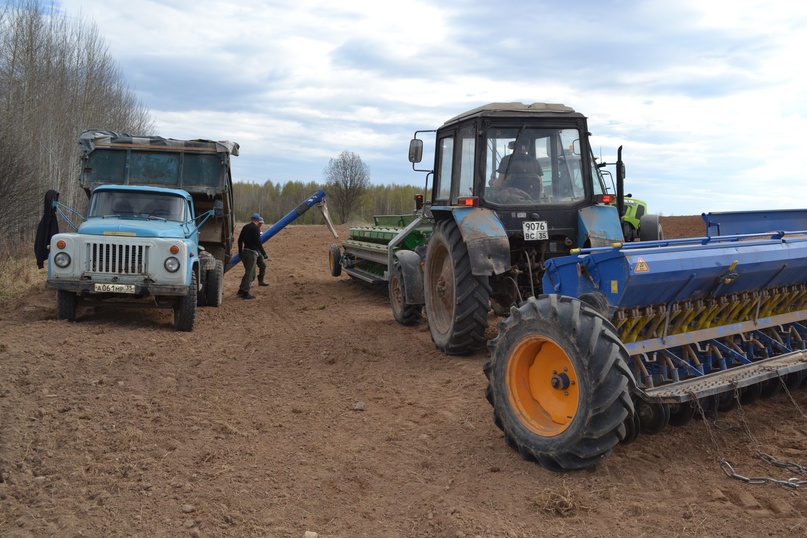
[{"left": 2, "top": 216, "right": 807, "bottom": 537}]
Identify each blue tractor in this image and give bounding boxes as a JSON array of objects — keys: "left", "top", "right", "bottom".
[{"left": 330, "top": 103, "right": 807, "bottom": 470}]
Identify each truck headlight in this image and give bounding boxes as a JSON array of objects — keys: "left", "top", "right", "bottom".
[
  {"left": 164, "top": 257, "right": 180, "bottom": 273},
  {"left": 54, "top": 252, "right": 71, "bottom": 268}
]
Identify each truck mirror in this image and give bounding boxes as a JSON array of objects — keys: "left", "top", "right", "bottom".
[
  {"left": 408, "top": 139, "right": 423, "bottom": 164},
  {"left": 213, "top": 199, "right": 224, "bottom": 217}
]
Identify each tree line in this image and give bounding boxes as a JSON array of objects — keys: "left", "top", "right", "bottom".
[
  {"left": 233, "top": 180, "right": 426, "bottom": 227},
  {"left": 0, "top": 1, "right": 428, "bottom": 261},
  {"left": 0, "top": 1, "right": 153, "bottom": 253}
]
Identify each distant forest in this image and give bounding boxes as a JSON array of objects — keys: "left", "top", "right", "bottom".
[{"left": 232, "top": 181, "right": 427, "bottom": 226}]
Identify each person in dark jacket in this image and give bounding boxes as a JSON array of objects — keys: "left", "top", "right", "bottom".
[
  {"left": 236, "top": 213, "right": 268, "bottom": 299},
  {"left": 34, "top": 190, "right": 60, "bottom": 269}
]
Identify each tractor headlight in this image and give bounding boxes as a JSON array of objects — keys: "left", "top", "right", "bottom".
[
  {"left": 54, "top": 252, "right": 71, "bottom": 268},
  {"left": 164, "top": 257, "right": 180, "bottom": 273}
]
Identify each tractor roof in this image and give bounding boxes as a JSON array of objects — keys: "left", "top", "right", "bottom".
[{"left": 443, "top": 102, "right": 582, "bottom": 126}]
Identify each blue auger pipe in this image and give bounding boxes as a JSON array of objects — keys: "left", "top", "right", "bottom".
[{"left": 227, "top": 189, "right": 327, "bottom": 270}]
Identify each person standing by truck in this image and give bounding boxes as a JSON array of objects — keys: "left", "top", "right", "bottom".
[{"left": 237, "top": 213, "right": 269, "bottom": 299}]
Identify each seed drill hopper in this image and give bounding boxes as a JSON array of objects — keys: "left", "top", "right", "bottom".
[{"left": 489, "top": 208, "right": 807, "bottom": 470}]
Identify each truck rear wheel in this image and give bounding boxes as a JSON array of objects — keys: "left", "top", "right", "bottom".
[
  {"left": 389, "top": 262, "right": 422, "bottom": 326},
  {"left": 483, "top": 295, "right": 635, "bottom": 471},
  {"left": 174, "top": 272, "right": 198, "bottom": 331},
  {"left": 424, "top": 219, "right": 490, "bottom": 355},
  {"left": 56, "top": 290, "right": 78, "bottom": 322},
  {"left": 205, "top": 260, "right": 224, "bottom": 307}
]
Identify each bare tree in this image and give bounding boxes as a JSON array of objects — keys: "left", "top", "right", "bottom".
[
  {"left": 323, "top": 150, "right": 370, "bottom": 223},
  {"left": 0, "top": 0, "right": 154, "bottom": 252}
]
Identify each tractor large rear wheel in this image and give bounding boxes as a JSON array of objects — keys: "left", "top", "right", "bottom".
[
  {"left": 424, "top": 219, "right": 490, "bottom": 355},
  {"left": 484, "top": 295, "right": 635, "bottom": 471}
]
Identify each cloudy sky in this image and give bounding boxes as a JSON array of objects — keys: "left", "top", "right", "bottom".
[{"left": 56, "top": 0, "right": 807, "bottom": 216}]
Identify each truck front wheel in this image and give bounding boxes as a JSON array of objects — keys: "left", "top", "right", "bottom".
[
  {"left": 174, "top": 272, "right": 198, "bottom": 331},
  {"left": 483, "top": 295, "right": 634, "bottom": 471},
  {"left": 56, "top": 290, "right": 78, "bottom": 322},
  {"left": 424, "top": 219, "right": 490, "bottom": 355}
]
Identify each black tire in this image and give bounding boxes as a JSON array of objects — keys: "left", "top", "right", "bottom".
[
  {"left": 620, "top": 411, "right": 641, "bottom": 445},
  {"left": 424, "top": 219, "right": 490, "bottom": 355},
  {"left": 197, "top": 266, "right": 208, "bottom": 306},
  {"left": 622, "top": 222, "right": 637, "bottom": 242},
  {"left": 329, "top": 244, "right": 342, "bottom": 277},
  {"left": 716, "top": 390, "right": 739, "bottom": 412},
  {"left": 639, "top": 214, "right": 663, "bottom": 241},
  {"left": 668, "top": 400, "right": 696, "bottom": 427},
  {"left": 739, "top": 383, "right": 763, "bottom": 405},
  {"left": 389, "top": 262, "right": 422, "bottom": 326},
  {"left": 56, "top": 290, "right": 78, "bottom": 322},
  {"left": 759, "top": 377, "right": 781, "bottom": 398},
  {"left": 784, "top": 370, "right": 805, "bottom": 391},
  {"left": 205, "top": 260, "right": 224, "bottom": 307},
  {"left": 174, "top": 271, "right": 198, "bottom": 332},
  {"left": 483, "top": 295, "right": 635, "bottom": 471},
  {"left": 636, "top": 401, "right": 671, "bottom": 434}
]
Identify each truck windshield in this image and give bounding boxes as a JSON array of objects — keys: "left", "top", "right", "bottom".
[
  {"left": 89, "top": 191, "right": 187, "bottom": 222},
  {"left": 482, "top": 127, "right": 588, "bottom": 206}
]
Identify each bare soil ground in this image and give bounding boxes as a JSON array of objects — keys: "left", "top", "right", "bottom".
[{"left": 2, "top": 216, "right": 807, "bottom": 537}]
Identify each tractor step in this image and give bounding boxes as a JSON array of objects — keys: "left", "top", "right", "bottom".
[{"left": 638, "top": 348, "right": 807, "bottom": 403}]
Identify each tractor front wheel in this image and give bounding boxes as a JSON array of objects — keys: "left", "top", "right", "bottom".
[
  {"left": 424, "top": 219, "right": 490, "bottom": 355},
  {"left": 389, "top": 262, "right": 422, "bottom": 326},
  {"left": 484, "top": 295, "right": 635, "bottom": 471}
]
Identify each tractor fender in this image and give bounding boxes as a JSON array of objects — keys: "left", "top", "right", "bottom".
[
  {"left": 450, "top": 207, "right": 511, "bottom": 276},
  {"left": 395, "top": 249, "right": 425, "bottom": 305},
  {"left": 578, "top": 205, "right": 624, "bottom": 248}
]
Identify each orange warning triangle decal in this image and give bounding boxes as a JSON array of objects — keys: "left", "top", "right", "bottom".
[{"left": 635, "top": 257, "right": 650, "bottom": 273}]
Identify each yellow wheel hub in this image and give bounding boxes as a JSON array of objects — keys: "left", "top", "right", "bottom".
[{"left": 506, "top": 335, "right": 580, "bottom": 436}]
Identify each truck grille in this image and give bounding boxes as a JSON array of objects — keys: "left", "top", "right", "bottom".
[{"left": 87, "top": 242, "right": 149, "bottom": 274}]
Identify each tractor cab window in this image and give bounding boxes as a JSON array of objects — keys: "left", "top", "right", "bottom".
[
  {"left": 433, "top": 136, "right": 454, "bottom": 203},
  {"left": 483, "top": 127, "right": 588, "bottom": 206},
  {"left": 433, "top": 126, "right": 475, "bottom": 205},
  {"left": 457, "top": 126, "right": 475, "bottom": 199}
]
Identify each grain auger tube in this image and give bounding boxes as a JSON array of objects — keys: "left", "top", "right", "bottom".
[{"left": 227, "top": 190, "right": 338, "bottom": 270}]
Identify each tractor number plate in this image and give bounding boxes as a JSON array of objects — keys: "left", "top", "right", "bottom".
[
  {"left": 522, "top": 221, "right": 548, "bottom": 241},
  {"left": 94, "top": 283, "right": 136, "bottom": 293}
]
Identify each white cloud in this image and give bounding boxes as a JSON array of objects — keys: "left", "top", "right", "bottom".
[{"left": 56, "top": 0, "right": 807, "bottom": 215}]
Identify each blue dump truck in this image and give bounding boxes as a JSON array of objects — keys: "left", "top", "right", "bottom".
[{"left": 46, "top": 130, "right": 238, "bottom": 331}]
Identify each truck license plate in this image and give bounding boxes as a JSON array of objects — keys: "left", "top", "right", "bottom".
[
  {"left": 522, "top": 221, "right": 548, "bottom": 241},
  {"left": 94, "top": 283, "right": 136, "bottom": 293}
]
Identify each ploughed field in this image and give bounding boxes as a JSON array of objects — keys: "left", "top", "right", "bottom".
[{"left": 2, "top": 215, "right": 806, "bottom": 537}]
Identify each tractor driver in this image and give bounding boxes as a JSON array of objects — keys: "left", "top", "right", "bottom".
[{"left": 490, "top": 140, "right": 544, "bottom": 198}]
